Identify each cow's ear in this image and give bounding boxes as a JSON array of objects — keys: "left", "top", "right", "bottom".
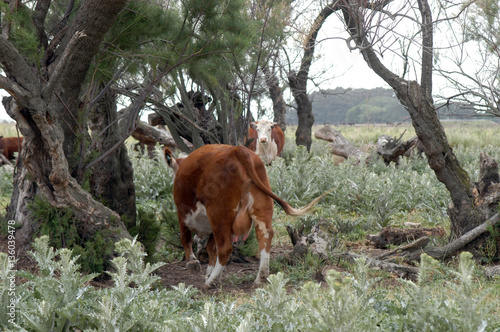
[
  {"left": 250, "top": 122, "right": 257, "bottom": 129},
  {"left": 271, "top": 123, "right": 279, "bottom": 129},
  {"left": 164, "top": 147, "right": 173, "bottom": 165},
  {"left": 164, "top": 147, "right": 178, "bottom": 174}
]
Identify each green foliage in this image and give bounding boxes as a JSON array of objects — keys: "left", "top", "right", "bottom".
[
  {"left": 130, "top": 146, "right": 182, "bottom": 257},
  {"left": 131, "top": 146, "right": 174, "bottom": 214},
  {"left": 0, "top": 3, "right": 41, "bottom": 65},
  {"left": 270, "top": 252, "right": 325, "bottom": 285},
  {"left": 93, "top": 1, "right": 180, "bottom": 80},
  {"left": 238, "top": 228, "right": 259, "bottom": 258},
  {"left": 13, "top": 237, "right": 98, "bottom": 332},
  {"left": 30, "top": 195, "right": 80, "bottom": 249},
  {"left": 128, "top": 208, "right": 161, "bottom": 262},
  {"left": 395, "top": 253, "right": 491, "bottom": 331},
  {"left": 2, "top": 237, "right": 499, "bottom": 331},
  {"left": 29, "top": 195, "right": 114, "bottom": 274},
  {"left": 267, "top": 143, "right": 449, "bottom": 234}
]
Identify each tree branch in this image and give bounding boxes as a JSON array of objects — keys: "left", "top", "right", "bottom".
[
  {"left": 32, "top": 0, "right": 51, "bottom": 49},
  {"left": 0, "top": 36, "right": 39, "bottom": 104},
  {"left": 43, "top": 30, "right": 87, "bottom": 100},
  {"left": 424, "top": 213, "right": 500, "bottom": 260}
]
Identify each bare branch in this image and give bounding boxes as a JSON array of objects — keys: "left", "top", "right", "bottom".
[{"left": 43, "top": 30, "right": 87, "bottom": 100}]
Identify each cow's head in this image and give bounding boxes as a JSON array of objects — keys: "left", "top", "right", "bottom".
[{"left": 250, "top": 120, "right": 278, "bottom": 144}]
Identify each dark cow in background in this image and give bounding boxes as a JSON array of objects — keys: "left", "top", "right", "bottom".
[
  {"left": 0, "top": 136, "right": 23, "bottom": 161},
  {"left": 246, "top": 120, "right": 285, "bottom": 165},
  {"left": 164, "top": 144, "right": 327, "bottom": 287}
]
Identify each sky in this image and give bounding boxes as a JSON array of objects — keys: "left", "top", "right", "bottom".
[{"left": 0, "top": 1, "right": 473, "bottom": 123}]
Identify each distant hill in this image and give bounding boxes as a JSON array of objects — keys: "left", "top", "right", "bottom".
[
  {"left": 286, "top": 87, "right": 408, "bottom": 125},
  {"left": 285, "top": 87, "right": 499, "bottom": 125}
]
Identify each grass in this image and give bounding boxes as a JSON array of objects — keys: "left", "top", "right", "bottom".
[{"left": 0, "top": 121, "right": 19, "bottom": 138}]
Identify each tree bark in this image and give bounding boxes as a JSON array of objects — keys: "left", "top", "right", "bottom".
[
  {"left": 263, "top": 65, "right": 287, "bottom": 131},
  {"left": 88, "top": 87, "right": 136, "bottom": 228},
  {"left": 0, "top": 0, "right": 131, "bottom": 253},
  {"left": 288, "top": 2, "right": 336, "bottom": 151}
]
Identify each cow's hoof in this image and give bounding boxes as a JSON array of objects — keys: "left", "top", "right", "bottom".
[{"left": 186, "top": 260, "right": 201, "bottom": 274}]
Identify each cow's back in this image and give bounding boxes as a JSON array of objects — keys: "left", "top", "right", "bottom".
[{"left": 173, "top": 144, "right": 270, "bottom": 211}]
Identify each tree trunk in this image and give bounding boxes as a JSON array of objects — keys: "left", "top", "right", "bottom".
[
  {"left": 289, "top": 74, "right": 314, "bottom": 151},
  {"left": 88, "top": 87, "right": 136, "bottom": 228},
  {"left": 288, "top": 2, "right": 335, "bottom": 151},
  {"left": 0, "top": 0, "right": 131, "bottom": 254},
  {"left": 394, "top": 83, "right": 482, "bottom": 238},
  {"left": 263, "top": 65, "right": 286, "bottom": 131}
]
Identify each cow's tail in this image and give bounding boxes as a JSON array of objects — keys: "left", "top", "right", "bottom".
[
  {"left": 234, "top": 146, "right": 331, "bottom": 217},
  {"left": 164, "top": 147, "right": 179, "bottom": 174}
]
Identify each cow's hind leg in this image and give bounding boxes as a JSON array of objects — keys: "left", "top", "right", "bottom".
[
  {"left": 205, "top": 231, "right": 233, "bottom": 288},
  {"left": 179, "top": 218, "right": 200, "bottom": 273},
  {"left": 204, "top": 234, "right": 217, "bottom": 280},
  {"left": 253, "top": 215, "right": 274, "bottom": 285}
]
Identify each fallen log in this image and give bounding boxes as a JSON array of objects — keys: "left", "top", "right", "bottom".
[
  {"left": 314, "top": 124, "right": 350, "bottom": 144},
  {"left": 314, "top": 125, "right": 422, "bottom": 164},
  {"left": 327, "top": 143, "right": 368, "bottom": 160},
  {"left": 485, "top": 265, "right": 500, "bottom": 279},
  {"left": 314, "top": 125, "right": 368, "bottom": 161},
  {"left": 366, "top": 226, "right": 446, "bottom": 249},
  {"left": 331, "top": 251, "right": 419, "bottom": 280},
  {"left": 423, "top": 213, "right": 500, "bottom": 260},
  {"left": 374, "top": 236, "right": 431, "bottom": 261}
]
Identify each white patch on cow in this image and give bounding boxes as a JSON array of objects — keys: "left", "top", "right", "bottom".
[
  {"left": 205, "top": 258, "right": 225, "bottom": 287},
  {"left": 244, "top": 193, "right": 254, "bottom": 212},
  {"left": 185, "top": 202, "right": 212, "bottom": 238},
  {"left": 255, "top": 249, "right": 270, "bottom": 284},
  {"left": 255, "top": 219, "right": 269, "bottom": 239},
  {"left": 253, "top": 120, "right": 279, "bottom": 164},
  {"left": 205, "top": 264, "right": 215, "bottom": 279}
]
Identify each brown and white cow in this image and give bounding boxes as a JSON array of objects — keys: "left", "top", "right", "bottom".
[
  {"left": 164, "top": 144, "right": 326, "bottom": 287},
  {"left": 246, "top": 120, "right": 285, "bottom": 165},
  {"left": 0, "top": 136, "right": 23, "bottom": 161}
]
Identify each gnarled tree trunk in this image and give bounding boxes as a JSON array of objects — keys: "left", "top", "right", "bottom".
[
  {"left": 0, "top": 0, "right": 131, "bottom": 254},
  {"left": 340, "top": 0, "right": 489, "bottom": 245},
  {"left": 88, "top": 87, "right": 136, "bottom": 228}
]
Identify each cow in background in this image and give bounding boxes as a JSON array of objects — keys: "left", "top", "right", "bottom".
[
  {"left": 246, "top": 120, "right": 285, "bottom": 165},
  {"left": 0, "top": 136, "right": 23, "bottom": 161},
  {"left": 164, "top": 144, "right": 327, "bottom": 287}
]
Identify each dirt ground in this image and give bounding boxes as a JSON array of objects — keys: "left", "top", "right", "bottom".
[
  {"left": 0, "top": 234, "right": 296, "bottom": 295},
  {"left": 155, "top": 250, "right": 273, "bottom": 295},
  {"left": 0, "top": 228, "right": 430, "bottom": 296}
]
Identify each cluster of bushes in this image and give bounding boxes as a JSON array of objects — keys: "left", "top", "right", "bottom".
[{"left": 1, "top": 236, "right": 498, "bottom": 331}]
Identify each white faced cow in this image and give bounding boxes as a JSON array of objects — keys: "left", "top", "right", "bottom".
[
  {"left": 164, "top": 144, "right": 327, "bottom": 287},
  {"left": 246, "top": 120, "right": 285, "bottom": 165}
]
